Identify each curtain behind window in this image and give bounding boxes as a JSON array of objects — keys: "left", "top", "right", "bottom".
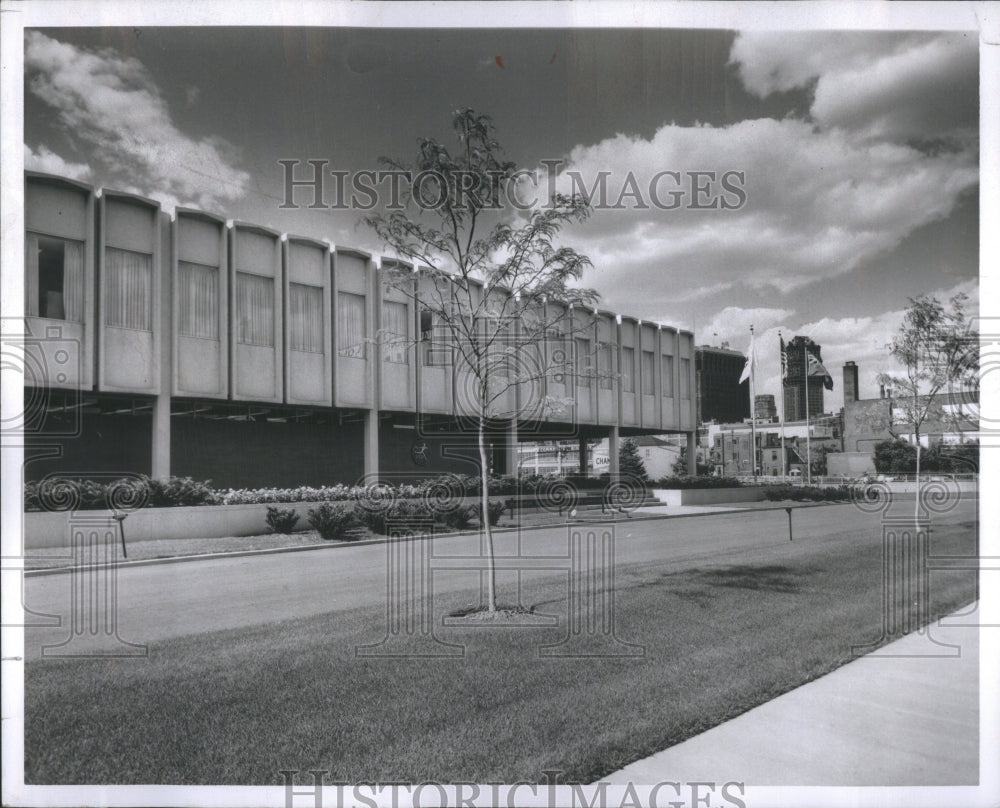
[
  {"left": 381, "top": 300, "right": 408, "bottom": 363},
  {"left": 63, "top": 240, "right": 83, "bottom": 322},
  {"left": 338, "top": 292, "right": 366, "bottom": 358},
  {"left": 178, "top": 262, "right": 218, "bottom": 339},
  {"left": 599, "top": 343, "right": 614, "bottom": 390},
  {"left": 622, "top": 347, "right": 635, "bottom": 393},
  {"left": 680, "top": 358, "right": 691, "bottom": 399},
  {"left": 25, "top": 233, "right": 39, "bottom": 317},
  {"left": 105, "top": 247, "right": 152, "bottom": 330},
  {"left": 289, "top": 282, "right": 323, "bottom": 353},
  {"left": 642, "top": 350, "right": 655, "bottom": 395},
  {"left": 236, "top": 271, "right": 274, "bottom": 346},
  {"left": 661, "top": 355, "right": 674, "bottom": 396},
  {"left": 575, "top": 338, "right": 591, "bottom": 388}
]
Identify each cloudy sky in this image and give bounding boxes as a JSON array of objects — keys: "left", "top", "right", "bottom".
[{"left": 23, "top": 25, "right": 979, "bottom": 412}]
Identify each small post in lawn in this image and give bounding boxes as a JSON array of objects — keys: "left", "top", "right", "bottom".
[
  {"left": 785, "top": 506, "right": 793, "bottom": 542},
  {"left": 112, "top": 512, "right": 128, "bottom": 558}
]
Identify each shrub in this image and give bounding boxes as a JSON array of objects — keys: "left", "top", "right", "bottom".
[
  {"left": 655, "top": 475, "right": 744, "bottom": 489},
  {"left": 265, "top": 506, "right": 300, "bottom": 534},
  {"left": 357, "top": 500, "right": 437, "bottom": 535},
  {"left": 443, "top": 505, "right": 476, "bottom": 531},
  {"left": 478, "top": 499, "right": 506, "bottom": 527},
  {"left": 143, "top": 475, "right": 217, "bottom": 507},
  {"left": 307, "top": 502, "right": 355, "bottom": 541}
]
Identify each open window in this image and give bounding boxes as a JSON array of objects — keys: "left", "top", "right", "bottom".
[{"left": 26, "top": 234, "right": 84, "bottom": 322}]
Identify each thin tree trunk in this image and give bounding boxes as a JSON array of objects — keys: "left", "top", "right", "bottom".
[
  {"left": 479, "top": 414, "right": 497, "bottom": 613},
  {"left": 914, "top": 434, "right": 921, "bottom": 523}
]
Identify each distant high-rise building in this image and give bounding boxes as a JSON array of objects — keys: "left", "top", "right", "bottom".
[
  {"left": 755, "top": 394, "right": 777, "bottom": 420},
  {"left": 843, "top": 361, "right": 859, "bottom": 403},
  {"left": 782, "top": 336, "right": 831, "bottom": 421},
  {"left": 696, "top": 345, "right": 750, "bottom": 424}
]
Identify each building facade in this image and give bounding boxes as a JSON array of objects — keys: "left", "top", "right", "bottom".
[
  {"left": 782, "top": 336, "right": 827, "bottom": 422},
  {"left": 19, "top": 172, "right": 699, "bottom": 489},
  {"left": 695, "top": 345, "right": 750, "bottom": 425},
  {"left": 706, "top": 418, "right": 839, "bottom": 477},
  {"left": 754, "top": 394, "right": 777, "bottom": 421},
  {"left": 842, "top": 360, "right": 859, "bottom": 404}
]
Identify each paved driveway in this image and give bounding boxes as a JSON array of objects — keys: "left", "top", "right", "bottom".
[{"left": 21, "top": 499, "right": 977, "bottom": 659}]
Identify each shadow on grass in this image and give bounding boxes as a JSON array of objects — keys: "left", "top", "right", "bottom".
[{"left": 623, "top": 563, "right": 816, "bottom": 608}]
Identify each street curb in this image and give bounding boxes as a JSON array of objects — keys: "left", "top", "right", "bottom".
[{"left": 22, "top": 500, "right": 843, "bottom": 578}]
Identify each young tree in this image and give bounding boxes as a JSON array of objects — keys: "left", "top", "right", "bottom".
[
  {"left": 619, "top": 439, "right": 649, "bottom": 482},
  {"left": 365, "top": 109, "right": 598, "bottom": 613},
  {"left": 672, "top": 446, "right": 710, "bottom": 477},
  {"left": 809, "top": 444, "right": 834, "bottom": 477},
  {"left": 878, "top": 293, "right": 978, "bottom": 518}
]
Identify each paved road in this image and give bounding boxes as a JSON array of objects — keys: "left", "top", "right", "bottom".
[{"left": 21, "top": 499, "right": 977, "bottom": 659}]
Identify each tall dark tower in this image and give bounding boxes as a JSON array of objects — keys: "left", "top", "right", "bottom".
[
  {"left": 695, "top": 345, "right": 751, "bottom": 423},
  {"left": 782, "top": 336, "right": 828, "bottom": 421},
  {"left": 843, "top": 361, "right": 859, "bottom": 403}
]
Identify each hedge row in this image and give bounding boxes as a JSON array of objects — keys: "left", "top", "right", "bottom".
[
  {"left": 23, "top": 473, "right": 620, "bottom": 511},
  {"left": 762, "top": 485, "right": 855, "bottom": 502},
  {"left": 653, "top": 475, "right": 745, "bottom": 489}
]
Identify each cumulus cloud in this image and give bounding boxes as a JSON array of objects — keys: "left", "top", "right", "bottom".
[
  {"left": 540, "top": 116, "right": 976, "bottom": 312},
  {"left": 24, "top": 143, "right": 92, "bottom": 181},
  {"left": 699, "top": 306, "right": 795, "bottom": 342},
  {"left": 24, "top": 31, "right": 250, "bottom": 213},
  {"left": 730, "top": 31, "right": 978, "bottom": 144}
]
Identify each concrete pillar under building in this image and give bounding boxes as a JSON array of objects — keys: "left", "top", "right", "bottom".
[
  {"left": 363, "top": 410, "right": 380, "bottom": 482},
  {"left": 608, "top": 425, "right": 620, "bottom": 477},
  {"left": 151, "top": 395, "right": 171, "bottom": 479},
  {"left": 151, "top": 223, "right": 172, "bottom": 480},
  {"left": 504, "top": 420, "right": 518, "bottom": 477},
  {"left": 687, "top": 431, "right": 697, "bottom": 476},
  {"left": 578, "top": 437, "right": 589, "bottom": 475}
]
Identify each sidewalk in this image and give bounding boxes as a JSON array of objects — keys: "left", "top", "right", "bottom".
[{"left": 601, "top": 606, "right": 981, "bottom": 786}]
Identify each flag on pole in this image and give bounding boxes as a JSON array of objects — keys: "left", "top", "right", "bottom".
[
  {"left": 779, "top": 334, "right": 788, "bottom": 380},
  {"left": 806, "top": 351, "right": 834, "bottom": 390},
  {"left": 739, "top": 331, "right": 756, "bottom": 384}
]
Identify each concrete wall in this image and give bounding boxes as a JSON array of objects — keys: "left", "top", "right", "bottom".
[
  {"left": 827, "top": 451, "right": 876, "bottom": 476},
  {"left": 24, "top": 502, "right": 319, "bottom": 549},
  {"left": 651, "top": 487, "right": 766, "bottom": 506}
]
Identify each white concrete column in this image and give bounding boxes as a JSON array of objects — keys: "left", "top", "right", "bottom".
[
  {"left": 151, "top": 395, "right": 171, "bottom": 479},
  {"left": 363, "top": 410, "right": 379, "bottom": 482},
  {"left": 151, "top": 212, "right": 172, "bottom": 480},
  {"left": 504, "top": 419, "right": 518, "bottom": 477},
  {"left": 608, "top": 425, "right": 620, "bottom": 477}
]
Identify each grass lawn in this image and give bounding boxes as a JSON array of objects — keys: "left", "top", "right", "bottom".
[{"left": 25, "top": 514, "right": 977, "bottom": 785}]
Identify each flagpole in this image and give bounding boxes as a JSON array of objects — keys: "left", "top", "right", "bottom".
[
  {"left": 779, "top": 330, "right": 786, "bottom": 480},
  {"left": 749, "top": 325, "right": 757, "bottom": 484},
  {"left": 804, "top": 340, "right": 811, "bottom": 485}
]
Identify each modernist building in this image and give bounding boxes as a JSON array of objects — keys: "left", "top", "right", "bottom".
[
  {"left": 695, "top": 345, "right": 750, "bottom": 425},
  {"left": 19, "top": 172, "right": 698, "bottom": 489},
  {"left": 782, "top": 336, "right": 829, "bottom": 422}
]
